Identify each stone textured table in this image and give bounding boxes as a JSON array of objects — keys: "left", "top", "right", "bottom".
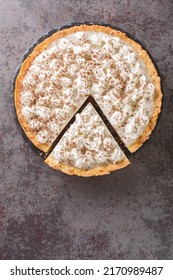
[{"left": 0, "top": 0, "right": 173, "bottom": 259}]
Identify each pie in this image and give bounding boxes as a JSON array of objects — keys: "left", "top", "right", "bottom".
[
  {"left": 45, "top": 103, "right": 130, "bottom": 176},
  {"left": 14, "top": 24, "right": 162, "bottom": 176}
]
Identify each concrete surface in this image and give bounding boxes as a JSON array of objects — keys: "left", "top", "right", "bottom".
[{"left": 0, "top": 0, "right": 173, "bottom": 259}]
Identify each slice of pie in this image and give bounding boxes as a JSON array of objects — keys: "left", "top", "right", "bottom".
[{"left": 45, "top": 103, "right": 130, "bottom": 176}]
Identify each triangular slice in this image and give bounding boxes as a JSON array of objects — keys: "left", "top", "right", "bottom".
[{"left": 45, "top": 103, "right": 130, "bottom": 176}]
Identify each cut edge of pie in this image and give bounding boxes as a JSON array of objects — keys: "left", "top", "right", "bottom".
[{"left": 14, "top": 24, "right": 162, "bottom": 154}]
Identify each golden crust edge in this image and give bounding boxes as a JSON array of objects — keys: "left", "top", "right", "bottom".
[
  {"left": 14, "top": 24, "right": 162, "bottom": 154},
  {"left": 44, "top": 155, "right": 130, "bottom": 177}
]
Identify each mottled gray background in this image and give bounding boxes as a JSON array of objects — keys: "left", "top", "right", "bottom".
[{"left": 0, "top": 0, "right": 173, "bottom": 260}]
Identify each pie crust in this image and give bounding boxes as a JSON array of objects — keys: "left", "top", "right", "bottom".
[
  {"left": 45, "top": 156, "right": 130, "bottom": 176},
  {"left": 14, "top": 24, "right": 162, "bottom": 175}
]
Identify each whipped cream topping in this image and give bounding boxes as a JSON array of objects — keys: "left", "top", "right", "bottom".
[
  {"left": 20, "top": 30, "right": 155, "bottom": 146},
  {"left": 49, "top": 104, "right": 125, "bottom": 169}
]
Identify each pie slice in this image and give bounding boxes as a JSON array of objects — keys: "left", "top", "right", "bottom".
[
  {"left": 45, "top": 103, "right": 130, "bottom": 176},
  {"left": 14, "top": 24, "right": 162, "bottom": 156}
]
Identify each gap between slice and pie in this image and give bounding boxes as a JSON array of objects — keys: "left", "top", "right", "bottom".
[
  {"left": 45, "top": 102, "right": 130, "bottom": 176},
  {"left": 44, "top": 95, "right": 131, "bottom": 158}
]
